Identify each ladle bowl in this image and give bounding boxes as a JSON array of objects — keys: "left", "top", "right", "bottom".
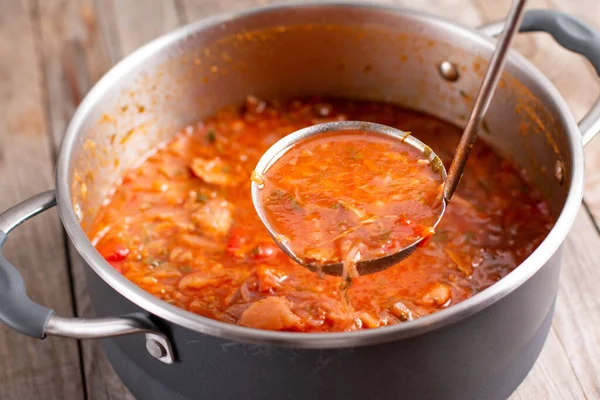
[{"left": 251, "top": 120, "right": 447, "bottom": 276}]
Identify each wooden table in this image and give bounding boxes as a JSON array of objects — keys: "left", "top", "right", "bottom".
[{"left": 1, "top": 0, "right": 599, "bottom": 399}]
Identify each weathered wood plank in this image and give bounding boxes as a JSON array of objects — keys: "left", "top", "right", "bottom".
[
  {"left": 0, "top": 0, "right": 84, "bottom": 399},
  {"left": 510, "top": 328, "right": 586, "bottom": 400},
  {"left": 34, "top": 1, "right": 125, "bottom": 399},
  {"left": 552, "top": 206, "right": 600, "bottom": 399},
  {"left": 108, "top": 0, "right": 181, "bottom": 57},
  {"left": 180, "top": 0, "right": 481, "bottom": 24},
  {"left": 34, "top": 1, "right": 181, "bottom": 399},
  {"left": 36, "top": 0, "right": 112, "bottom": 151}
]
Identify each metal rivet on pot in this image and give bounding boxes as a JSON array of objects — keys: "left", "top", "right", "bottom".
[
  {"left": 439, "top": 61, "right": 459, "bottom": 81},
  {"left": 146, "top": 338, "right": 167, "bottom": 359},
  {"left": 555, "top": 160, "right": 565, "bottom": 185}
]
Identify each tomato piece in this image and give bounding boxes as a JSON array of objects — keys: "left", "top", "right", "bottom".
[
  {"left": 416, "top": 227, "right": 436, "bottom": 248},
  {"left": 226, "top": 227, "right": 247, "bottom": 256},
  {"left": 104, "top": 245, "right": 130, "bottom": 262},
  {"left": 249, "top": 243, "right": 279, "bottom": 261}
]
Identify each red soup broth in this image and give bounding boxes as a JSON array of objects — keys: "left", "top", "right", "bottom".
[
  {"left": 90, "top": 97, "right": 554, "bottom": 332},
  {"left": 257, "top": 130, "right": 444, "bottom": 267}
]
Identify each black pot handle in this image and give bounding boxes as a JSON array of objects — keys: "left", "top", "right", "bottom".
[
  {"left": 0, "top": 191, "right": 174, "bottom": 364},
  {"left": 0, "top": 191, "right": 56, "bottom": 338},
  {"left": 520, "top": 10, "right": 600, "bottom": 76},
  {"left": 478, "top": 9, "right": 600, "bottom": 146}
]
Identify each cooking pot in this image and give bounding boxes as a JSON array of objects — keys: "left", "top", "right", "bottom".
[{"left": 1, "top": 3, "right": 600, "bottom": 399}]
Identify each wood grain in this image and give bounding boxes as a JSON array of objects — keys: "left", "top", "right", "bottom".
[
  {"left": 108, "top": 0, "right": 181, "bottom": 57},
  {"left": 553, "top": 206, "right": 600, "bottom": 399},
  {"left": 75, "top": 3, "right": 181, "bottom": 397},
  {"left": 33, "top": 1, "right": 181, "bottom": 399},
  {"left": 180, "top": 0, "right": 481, "bottom": 24},
  {"left": 35, "top": 0, "right": 111, "bottom": 149},
  {"left": 0, "top": 0, "right": 84, "bottom": 399},
  {"left": 33, "top": 1, "right": 119, "bottom": 399},
  {"left": 1, "top": 0, "right": 598, "bottom": 399}
]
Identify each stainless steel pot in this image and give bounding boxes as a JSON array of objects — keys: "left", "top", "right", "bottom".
[{"left": 1, "top": 3, "right": 600, "bottom": 399}]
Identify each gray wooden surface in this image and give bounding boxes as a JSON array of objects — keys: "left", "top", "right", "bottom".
[{"left": 0, "top": 0, "right": 598, "bottom": 399}]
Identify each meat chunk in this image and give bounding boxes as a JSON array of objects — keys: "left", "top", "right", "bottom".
[
  {"left": 256, "top": 264, "right": 287, "bottom": 292},
  {"left": 389, "top": 300, "right": 419, "bottom": 322},
  {"left": 169, "top": 246, "right": 193, "bottom": 263},
  {"left": 191, "top": 198, "right": 234, "bottom": 236},
  {"left": 238, "top": 296, "right": 302, "bottom": 331},
  {"left": 179, "top": 272, "right": 221, "bottom": 290},
  {"left": 421, "top": 283, "right": 451, "bottom": 306},
  {"left": 178, "top": 264, "right": 224, "bottom": 290},
  {"left": 179, "top": 233, "right": 223, "bottom": 251},
  {"left": 190, "top": 157, "right": 240, "bottom": 186},
  {"left": 355, "top": 312, "right": 380, "bottom": 329}
]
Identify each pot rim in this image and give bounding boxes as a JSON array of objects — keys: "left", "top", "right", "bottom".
[{"left": 56, "top": 1, "right": 584, "bottom": 349}]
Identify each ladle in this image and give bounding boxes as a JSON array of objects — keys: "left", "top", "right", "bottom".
[{"left": 251, "top": 0, "right": 528, "bottom": 276}]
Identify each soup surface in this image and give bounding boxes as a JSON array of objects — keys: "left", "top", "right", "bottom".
[
  {"left": 91, "top": 96, "right": 554, "bottom": 332},
  {"left": 256, "top": 130, "right": 444, "bottom": 268}
]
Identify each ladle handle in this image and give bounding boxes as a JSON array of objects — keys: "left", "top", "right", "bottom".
[{"left": 444, "top": 0, "right": 527, "bottom": 201}]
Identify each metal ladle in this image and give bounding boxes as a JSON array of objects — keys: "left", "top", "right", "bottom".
[{"left": 251, "top": 0, "right": 528, "bottom": 276}]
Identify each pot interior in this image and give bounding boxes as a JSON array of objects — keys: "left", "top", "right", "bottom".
[{"left": 67, "top": 4, "right": 572, "bottom": 245}]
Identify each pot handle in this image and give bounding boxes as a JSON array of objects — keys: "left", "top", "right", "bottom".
[
  {"left": 0, "top": 191, "right": 174, "bottom": 364},
  {"left": 478, "top": 9, "right": 600, "bottom": 146}
]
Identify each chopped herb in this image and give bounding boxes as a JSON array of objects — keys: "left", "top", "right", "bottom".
[
  {"left": 379, "top": 230, "right": 392, "bottom": 241},
  {"left": 346, "top": 146, "right": 363, "bottom": 160},
  {"left": 269, "top": 189, "right": 286, "bottom": 200},
  {"left": 142, "top": 257, "right": 162, "bottom": 268},
  {"left": 464, "top": 231, "right": 476, "bottom": 241},
  {"left": 459, "top": 89, "right": 469, "bottom": 99},
  {"left": 422, "top": 145, "right": 432, "bottom": 158},
  {"left": 290, "top": 198, "right": 303, "bottom": 211},
  {"left": 433, "top": 230, "right": 449, "bottom": 243},
  {"left": 331, "top": 201, "right": 348, "bottom": 210},
  {"left": 430, "top": 156, "right": 444, "bottom": 174},
  {"left": 481, "top": 119, "right": 490, "bottom": 133},
  {"left": 478, "top": 179, "right": 491, "bottom": 192},
  {"left": 197, "top": 192, "right": 209, "bottom": 203},
  {"left": 206, "top": 129, "right": 217, "bottom": 144},
  {"left": 268, "top": 189, "right": 297, "bottom": 208},
  {"left": 181, "top": 265, "right": 193, "bottom": 273},
  {"left": 221, "top": 165, "right": 231, "bottom": 173},
  {"left": 142, "top": 224, "right": 155, "bottom": 244},
  {"left": 249, "top": 246, "right": 261, "bottom": 256}
]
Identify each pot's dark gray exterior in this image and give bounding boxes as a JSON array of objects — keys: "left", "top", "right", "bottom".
[{"left": 85, "top": 247, "right": 562, "bottom": 400}]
